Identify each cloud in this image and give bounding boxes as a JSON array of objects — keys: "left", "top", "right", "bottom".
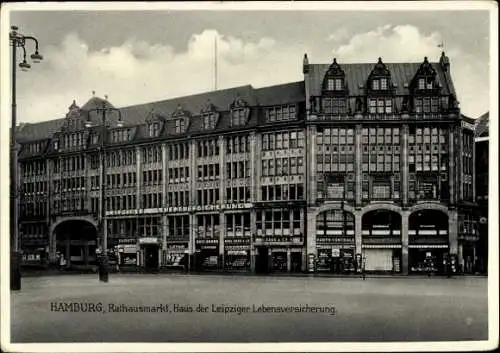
[
  {"left": 16, "top": 25, "right": 488, "bottom": 124},
  {"left": 328, "top": 24, "right": 489, "bottom": 117},
  {"left": 16, "top": 29, "right": 305, "bottom": 124}
]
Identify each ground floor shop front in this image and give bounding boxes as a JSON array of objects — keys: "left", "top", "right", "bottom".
[{"left": 22, "top": 203, "right": 481, "bottom": 275}]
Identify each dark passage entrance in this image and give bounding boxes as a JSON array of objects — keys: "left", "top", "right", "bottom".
[
  {"left": 144, "top": 245, "right": 159, "bottom": 272},
  {"left": 255, "top": 246, "right": 269, "bottom": 274}
]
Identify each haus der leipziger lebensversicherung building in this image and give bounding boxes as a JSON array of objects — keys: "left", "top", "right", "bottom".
[{"left": 14, "top": 52, "right": 483, "bottom": 275}]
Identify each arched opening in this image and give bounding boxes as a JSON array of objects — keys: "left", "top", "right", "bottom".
[
  {"left": 315, "top": 209, "right": 355, "bottom": 273},
  {"left": 362, "top": 210, "right": 402, "bottom": 272},
  {"left": 55, "top": 220, "right": 98, "bottom": 269},
  {"left": 408, "top": 210, "right": 448, "bottom": 273}
]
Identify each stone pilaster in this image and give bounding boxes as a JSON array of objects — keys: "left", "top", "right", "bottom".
[
  {"left": 219, "top": 212, "right": 225, "bottom": 256},
  {"left": 136, "top": 146, "right": 142, "bottom": 211},
  {"left": 402, "top": 124, "right": 409, "bottom": 207},
  {"left": 219, "top": 136, "right": 225, "bottom": 203},
  {"left": 47, "top": 159, "right": 55, "bottom": 262},
  {"left": 401, "top": 210, "right": 409, "bottom": 275},
  {"left": 250, "top": 209, "right": 257, "bottom": 272},
  {"left": 355, "top": 124, "right": 363, "bottom": 207},
  {"left": 162, "top": 143, "right": 168, "bottom": 208},
  {"left": 355, "top": 211, "right": 362, "bottom": 256},
  {"left": 449, "top": 127, "right": 455, "bottom": 204},
  {"left": 287, "top": 248, "right": 292, "bottom": 272},
  {"left": 189, "top": 213, "right": 196, "bottom": 257},
  {"left": 306, "top": 207, "right": 317, "bottom": 271},
  {"left": 250, "top": 132, "right": 258, "bottom": 203},
  {"left": 307, "top": 125, "right": 317, "bottom": 205},
  {"left": 190, "top": 140, "right": 197, "bottom": 205},
  {"left": 162, "top": 213, "right": 168, "bottom": 249},
  {"left": 253, "top": 132, "right": 262, "bottom": 202},
  {"left": 448, "top": 209, "right": 458, "bottom": 255}
]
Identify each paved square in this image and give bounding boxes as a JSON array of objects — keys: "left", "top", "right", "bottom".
[{"left": 11, "top": 274, "right": 487, "bottom": 342}]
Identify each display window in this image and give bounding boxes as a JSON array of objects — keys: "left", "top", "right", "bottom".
[{"left": 225, "top": 250, "right": 250, "bottom": 271}]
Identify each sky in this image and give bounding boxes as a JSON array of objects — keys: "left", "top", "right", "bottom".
[{"left": 4, "top": 3, "right": 493, "bottom": 124}]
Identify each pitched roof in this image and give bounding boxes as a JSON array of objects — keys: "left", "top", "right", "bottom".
[
  {"left": 16, "top": 118, "right": 66, "bottom": 143},
  {"left": 15, "top": 82, "right": 305, "bottom": 144},
  {"left": 475, "top": 111, "right": 489, "bottom": 137},
  {"left": 306, "top": 61, "right": 453, "bottom": 97},
  {"left": 118, "top": 85, "right": 255, "bottom": 126},
  {"left": 254, "top": 81, "right": 305, "bottom": 106}
]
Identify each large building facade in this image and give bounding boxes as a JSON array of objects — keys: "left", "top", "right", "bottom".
[{"left": 15, "top": 52, "right": 480, "bottom": 274}]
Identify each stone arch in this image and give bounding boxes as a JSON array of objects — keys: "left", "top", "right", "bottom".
[
  {"left": 409, "top": 203, "right": 449, "bottom": 216},
  {"left": 50, "top": 215, "right": 98, "bottom": 235},
  {"left": 315, "top": 203, "right": 357, "bottom": 218},
  {"left": 360, "top": 203, "right": 403, "bottom": 218},
  {"left": 50, "top": 216, "right": 99, "bottom": 267}
]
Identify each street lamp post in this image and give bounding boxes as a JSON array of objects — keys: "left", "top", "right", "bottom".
[
  {"left": 86, "top": 101, "right": 123, "bottom": 282},
  {"left": 10, "top": 26, "right": 43, "bottom": 291}
]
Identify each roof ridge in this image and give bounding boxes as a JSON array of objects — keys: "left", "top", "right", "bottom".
[{"left": 118, "top": 84, "right": 253, "bottom": 110}]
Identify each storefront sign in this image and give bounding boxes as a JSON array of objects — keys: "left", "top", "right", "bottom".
[
  {"left": 317, "top": 236, "right": 354, "bottom": 244},
  {"left": 139, "top": 237, "right": 159, "bottom": 244},
  {"left": 166, "top": 203, "right": 253, "bottom": 213},
  {"left": 332, "top": 248, "right": 340, "bottom": 257},
  {"left": 118, "top": 244, "right": 137, "bottom": 254},
  {"left": 198, "top": 245, "right": 218, "bottom": 250},
  {"left": 167, "top": 244, "right": 188, "bottom": 250},
  {"left": 224, "top": 237, "right": 251, "bottom": 246},
  {"left": 118, "top": 238, "right": 137, "bottom": 245},
  {"left": 106, "top": 204, "right": 253, "bottom": 216},
  {"left": 255, "top": 236, "right": 302, "bottom": 243},
  {"left": 196, "top": 238, "right": 219, "bottom": 244}
]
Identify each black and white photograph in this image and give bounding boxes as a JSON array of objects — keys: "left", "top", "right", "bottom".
[{"left": 1, "top": 2, "right": 498, "bottom": 352}]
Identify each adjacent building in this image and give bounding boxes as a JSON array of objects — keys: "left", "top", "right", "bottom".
[
  {"left": 475, "top": 112, "right": 489, "bottom": 274},
  {"left": 15, "top": 52, "right": 481, "bottom": 274}
]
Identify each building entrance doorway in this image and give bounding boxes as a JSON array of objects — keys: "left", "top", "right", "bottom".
[
  {"left": 54, "top": 219, "right": 97, "bottom": 269},
  {"left": 143, "top": 245, "right": 159, "bottom": 271},
  {"left": 255, "top": 246, "right": 269, "bottom": 273}
]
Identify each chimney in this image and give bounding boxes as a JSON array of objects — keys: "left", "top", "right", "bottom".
[
  {"left": 302, "top": 53, "right": 309, "bottom": 74},
  {"left": 439, "top": 51, "right": 450, "bottom": 72}
]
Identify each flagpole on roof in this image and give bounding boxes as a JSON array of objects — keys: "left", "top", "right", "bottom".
[{"left": 214, "top": 35, "right": 218, "bottom": 91}]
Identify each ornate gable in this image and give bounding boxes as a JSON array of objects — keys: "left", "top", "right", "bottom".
[
  {"left": 172, "top": 104, "right": 191, "bottom": 134},
  {"left": 201, "top": 99, "right": 220, "bottom": 130},
  {"left": 61, "top": 100, "right": 86, "bottom": 131},
  {"left": 367, "top": 57, "right": 393, "bottom": 94},
  {"left": 411, "top": 57, "right": 439, "bottom": 92},
  {"left": 322, "top": 58, "right": 347, "bottom": 95},
  {"left": 229, "top": 95, "right": 250, "bottom": 127}
]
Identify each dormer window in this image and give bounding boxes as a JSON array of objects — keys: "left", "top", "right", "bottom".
[
  {"left": 323, "top": 58, "right": 346, "bottom": 95},
  {"left": 230, "top": 96, "right": 250, "bottom": 127},
  {"left": 149, "top": 123, "right": 160, "bottom": 137},
  {"left": 201, "top": 99, "right": 219, "bottom": 130},
  {"left": 327, "top": 78, "right": 343, "bottom": 91},
  {"left": 367, "top": 58, "right": 392, "bottom": 93},
  {"left": 203, "top": 113, "right": 217, "bottom": 130},
  {"left": 231, "top": 109, "right": 246, "bottom": 126},
  {"left": 418, "top": 78, "right": 433, "bottom": 90},
  {"left": 412, "top": 57, "right": 438, "bottom": 92},
  {"left": 371, "top": 77, "right": 389, "bottom": 91},
  {"left": 175, "top": 119, "right": 186, "bottom": 134}
]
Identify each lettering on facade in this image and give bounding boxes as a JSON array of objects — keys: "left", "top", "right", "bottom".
[
  {"left": 106, "top": 203, "right": 254, "bottom": 216},
  {"left": 195, "top": 239, "right": 219, "bottom": 244}
]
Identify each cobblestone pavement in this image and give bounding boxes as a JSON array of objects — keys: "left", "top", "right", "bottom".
[{"left": 10, "top": 274, "right": 488, "bottom": 343}]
